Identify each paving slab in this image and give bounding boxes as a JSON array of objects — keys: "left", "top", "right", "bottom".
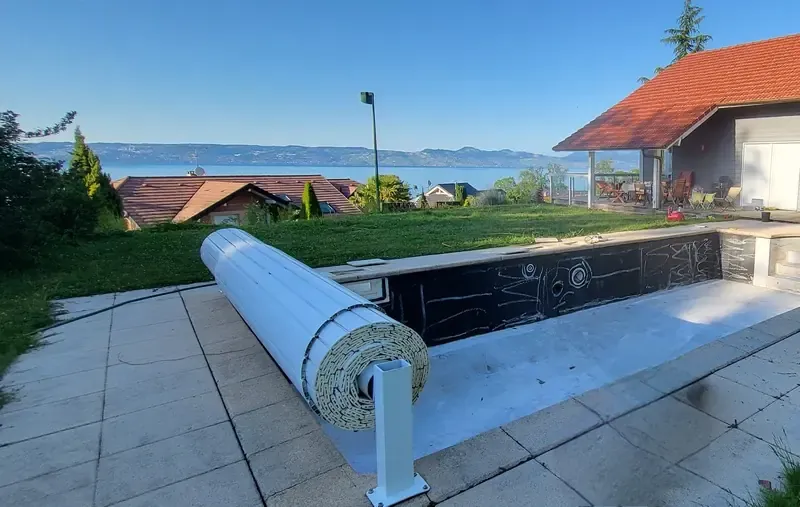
[
  {"left": 249, "top": 429, "right": 345, "bottom": 498},
  {"left": 194, "top": 319, "right": 255, "bottom": 346},
  {"left": 267, "top": 465, "right": 430, "bottom": 507},
  {"left": 95, "top": 422, "right": 243, "bottom": 507},
  {"left": 110, "top": 318, "right": 197, "bottom": 348},
  {"left": 105, "top": 354, "right": 209, "bottom": 389},
  {"left": 572, "top": 372, "right": 662, "bottom": 421},
  {"left": 680, "top": 429, "right": 784, "bottom": 501},
  {"left": 0, "top": 460, "right": 96, "bottom": 507},
  {"left": 52, "top": 293, "right": 116, "bottom": 315},
  {"left": 207, "top": 348, "right": 279, "bottom": 386},
  {"left": 0, "top": 391, "right": 104, "bottom": 445},
  {"left": 114, "top": 287, "right": 180, "bottom": 305},
  {"left": 638, "top": 340, "right": 746, "bottom": 394},
  {"left": 502, "top": 398, "right": 602, "bottom": 456},
  {"left": 739, "top": 399, "right": 800, "bottom": 451},
  {"left": 113, "top": 460, "right": 261, "bottom": 507},
  {"left": 719, "top": 326, "right": 782, "bottom": 353},
  {"left": 38, "top": 323, "right": 110, "bottom": 354},
  {"left": 103, "top": 367, "right": 216, "bottom": 418},
  {"left": 756, "top": 332, "right": 800, "bottom": 366},
  {"left": 102, "top": 391, "right": 228, "bottom": 456},
  {"left": 111, "top": 296, "right": 188, "bottom": 332},
  {"left": 218, "top": 371, "right": 297, "bottom": 417},
  {"left": 233, "top": 394, "right": 318, "bottom": 456},
  {"left": 3, "top": 346, "right": 108, "bottom": 384},
  {"left": 751, "top": 313, "right": 800, "bottom": 338},
  {"left": 627, "top": 464, "right": 736, "bottom": 507},
  {"left": 185, "top": 297, "right": 243, "bottom": 329},
  {"left": 0, "top": 422, "right": 100, "bottom": 487},
  {"left": 414, "top": 427, "right": 530, "bottom": 503},
  {"left": 672, "top": 373, "right": 775, "bottom": 425},
  {"left": 610, "top": 395, "right": 728, "bottom": 463},
  {"left": 108, "top": 333, "right": 202, "bottom": 367},
  {"left": 716, "top": 354, "right": 800, "bottom": 397},
  {"left": 201, "top": 332, "right": 262, "bottom": 360},
  {"left": 537, "top": 425, "right": 671, "bottom": 506},
  {"left": 0, "top": 367, "right": 106, "bottom": 412},
  {"left": 438, "top": 459, "right": 586, "bottom": 507}
]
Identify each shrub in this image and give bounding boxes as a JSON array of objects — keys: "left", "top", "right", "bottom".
[
  {"left": 302, "top": 182, "right": 322, "bottom": 219},
  {"left": 474, "top": 189, "right": 507, "bottom": 206},
  {"left": 463, "top": 195, "right": 476, "bottom": 207},
  {"left": 455, "top": 184, "right": 465, "bottom": 204}
]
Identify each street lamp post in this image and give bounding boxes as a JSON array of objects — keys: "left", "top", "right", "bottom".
[{"left": 361, "top": 91, "right": 381, "bottom": 212}]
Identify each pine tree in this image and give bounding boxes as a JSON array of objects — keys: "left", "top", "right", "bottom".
[
  {"left": 302, "top": 182, "right": 322, "bottom": 219},
  {"left": 69, "top": 127, "right": 122, "bottom": 215},
  {"left": 454, "top": 184, "right": 465, "bottom": 204},
  {"left": 69, "top": 127, "right": 91, "bottom": 178}
]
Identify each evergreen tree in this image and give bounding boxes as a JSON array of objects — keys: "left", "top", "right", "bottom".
[
  {"left": 454, "top": 184, "right": 465, "bottom": 204},
  {"left": 302, "top": 181, "right": 322, "bottom": 219},
  {"left": 69, "top": 128, "right": 121, "bottom": 215}
]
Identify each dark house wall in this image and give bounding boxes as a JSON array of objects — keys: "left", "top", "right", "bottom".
[{"left": 672, "top": 102, "right": 800, "bottom": 193}]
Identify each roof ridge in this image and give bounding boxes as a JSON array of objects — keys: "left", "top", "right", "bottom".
[{"left": 680, "top": 32, "right": 800, "bottom": 59}]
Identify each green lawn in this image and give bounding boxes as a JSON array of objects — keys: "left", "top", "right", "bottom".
[{"left": 0, "top": 204, "right": 696, "bottom": 381}]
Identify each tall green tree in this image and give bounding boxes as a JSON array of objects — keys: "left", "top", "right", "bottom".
[
  {"left": 69, "top": 128, "right": 121, "bottom": 215},
  {"left": 301, "top": 182, "right": 322, "bottom": 219},
  {"left": 454, "top": 184, "right": 465, "bottom": 204},
  {"left": 638, "top": 0, "right": 711, "bottom": 83},
  {"left": 595, "top": 159, "right": 615, "bottom": 174},
  {"left": 350, "top": 174, "right": 410, "bottom": 210}
]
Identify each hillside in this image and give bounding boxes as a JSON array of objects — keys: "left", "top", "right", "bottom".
[{"left": 24, "top": 142, "right": 639, "bottom": 170}]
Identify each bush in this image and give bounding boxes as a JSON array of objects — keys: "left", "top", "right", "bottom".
[
  {"left": 302, "top": 182, "right": 322, "bottom": 219},
  {"left": 474, "top": 189, "right": 507, "bottom": 206},
  {"left": 463, "top": 195, "right": 476, "bottom": 207}
]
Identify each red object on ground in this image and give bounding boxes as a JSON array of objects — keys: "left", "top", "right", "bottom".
[{"left": 666, "top": 207, "right": 685, "bottom": 222}]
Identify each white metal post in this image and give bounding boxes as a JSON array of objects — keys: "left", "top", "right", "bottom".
[
  {"left": 548, "top": 175, "right": 553, "bottom": 204},
  {"left": 568, "top": 176, "right": 574, "bottom": 206},
  {"left": 366, "top": 360, "right": 428, "bottom": 507},
  {"left": 652, "top": 149, "right": 663, "bottom": 210},
  {"left": 588, "top": 151, "right": 596, "bottom": 209}
]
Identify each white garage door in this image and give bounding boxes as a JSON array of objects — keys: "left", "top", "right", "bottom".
[{"left": 742, "top": 143, "right": 800, "bottom": 210}]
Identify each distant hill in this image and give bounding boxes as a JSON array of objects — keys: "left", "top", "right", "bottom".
[{"left": 22, "top": 142, "right": 639, "bottom": 170}]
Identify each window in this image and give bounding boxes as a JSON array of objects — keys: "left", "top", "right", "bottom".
[
  {"left": 319, "top": 202, "right": 336, "bottom": 214},
  {"left": 212, "top": 214, "right": 240, "bottom": 225}
]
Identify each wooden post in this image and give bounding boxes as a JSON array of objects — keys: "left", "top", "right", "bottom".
[{"left": 588, "top": 151, "right": 596, "bottom": 209}]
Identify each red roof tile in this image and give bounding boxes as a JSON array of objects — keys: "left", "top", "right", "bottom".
[
  {"left": 554, "top": 33, "right": 800, "bottom": 151},
  {"left": 116, "top": 175, "right": 361, "bottom": 226}
]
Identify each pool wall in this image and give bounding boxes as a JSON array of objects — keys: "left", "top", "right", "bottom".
[
  {"left": 720, "top": 233, "right": 756, "bottom": 284},
  {"left": 382, "top": 233, "right": 723, "bottom": 346}
]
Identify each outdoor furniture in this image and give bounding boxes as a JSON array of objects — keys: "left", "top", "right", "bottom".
[
  {"left": 596, "top": 181, "right": 614, "bottom": 198},
  {"left": 688, "top": 191, "right": 704, "bottom": 209},
  {"left": 634, "top": 182, "right": 648, "bottom": 205},
  {"left": 665, "top": 178, "right": 688, "bottom": 206},
  {"left": 714, "top": 186, "right": 741, "bottom": 211}
]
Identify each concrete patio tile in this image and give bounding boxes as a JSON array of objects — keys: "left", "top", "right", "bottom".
[
  {"left": 201, "top": 332, "right": 261, "bottom": 360},
  {"left": 108, "top": 334, "right": 202, "bottom": 367},
  {"left": 207, "top": 349, "right": 279, "bottom": 386},
  {"left": 0, "top": 391, "right": 103, "bottom": 445},
  {"left": 233, "top": 394, "right": 318, "bottom": 456},
  {"left": 622, "top": 464, "right": 736, "bottom": 507},
  {"left": 0, "top": 460, "right": 96, "bottom": 507},
  {"left": 114, "top": 287, "right": 180, "bottom": 305},
  {"left": 112, "top": 297, "right": 188, "bottom": 331},
  {"left": 502, "top": 398, "right": 602, "bottom": 456},
  {"left": 113, "top": 460, "right": 261, "bottom": 507},
  {"left": 4, "top": 346, "right": 107, "bottom": 384},
  {"left": 110, "top": 318, "right": 196, "bottom": 348},
  {"left": 49, "top": 310, "right": 112, "bottom": 334},
  {"left": 105, "top": 355, "right": 208, "bottom": 389},
  {"left": 95, "top": 422, "right": 242, "bottom": 507},
  {"left": 610, "top": 396, "right": 728, "bottom": 463},
  {"left": 52, "top": 293, "right": 115, "bottom": 315},
  {"left": 176, "top": 281, "right": 216, "bottom": 292},
  {"left": 102, "top": 391, "right": 228, "bottom": 456},
  {"left": 187, "top": 299, "right": 244, "bottom": 330},
  {"left": 719, "top": 326, "right": 782, "bottom": 353},
  {"left": 0, "top": 422, "right": 100, "bottom": 487},
  {"left": 536, "top": 425, "right": 672, "bottom": 506},
  {"left": 639, "top": 340, "right": 746, "bottom": 394},
  {"left": 0, "top": 367, "right": 105, "bottom": 412},
  {"left": 179, "top": 284, "right": 224, "bottom": 304},
  {"left": 103, "top": 367, "right": 216, "bottom": 418},
  {"left": 751, "top": 314, "right": 800, "bottom": 339},
  {"left": 194, "top": 319, "right": 254, "bottom": 346},
  {"left": 415, "top": 427, "right": 530, "bottom": 503},
  {"left": 572, "top": 372, "right": 662, "bottom": 421},
  {"left": 680, "top": 429, "right": 784, "bottom": 501},
  {"left": 716, "top": 354, "right": 800, "bottom": 397},
  {"left": 672, "top": 373, "right": 775, "bottom": 425},
  {"left": 249, "top": 429, "right": 345, "bottom": 498},
  {"left": 218, "top": 371, "right": 296, "bottom": 417},
  {"left": 38, "top": 324, "right": 110, "bottom": 354},
  {"left": 739, "top": 399, "right": 800, "bottom": 451},
  {"left": 438, "top": 459, "right": 586, "bottom": 507},
  {"left": 756, "top": 332, "right": 800, "bottom": 366},
  {"left": 268, "top": 465, "right": 430, "bottom": 507}
]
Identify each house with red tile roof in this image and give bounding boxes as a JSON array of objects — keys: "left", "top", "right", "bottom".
[
  {"left": 112, "top": 175, "right": 361, "bottom": 229},
  {"left": 554, "top": 33, "right": 800, "bottom": 210}
]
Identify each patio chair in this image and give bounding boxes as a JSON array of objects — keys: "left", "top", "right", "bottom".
[
  {"left": 688, "top": 191, "right": 704, "bottom": 209},
  {"left": 702, "top": 192, "right": 716, "bottom": 210},
  {"left": 714, "top": 186, "right": 741, "bottom": 211},
  {"left": 596, "top": 181, "right": 614, "bottom": 198},
  {"left": 634, "top": 182, "right": 648, "bottom": 205},
  {"left": 665, "top": 178, "right": 687, "bottom": 206}
]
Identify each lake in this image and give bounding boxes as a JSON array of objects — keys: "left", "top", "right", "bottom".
[{"left": 105, "top": 164, "right": 590, "bottom": 192}]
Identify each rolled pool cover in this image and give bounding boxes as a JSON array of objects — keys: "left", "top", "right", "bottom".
[{"left": 200, "top": 228, "right": 429, "bottom": 431}]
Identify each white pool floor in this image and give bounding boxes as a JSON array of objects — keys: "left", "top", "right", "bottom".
[{"left": 324, "top": 280, "right": 800, "bottom": 472}]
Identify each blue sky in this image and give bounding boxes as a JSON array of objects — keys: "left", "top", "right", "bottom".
[{"left": 3, "top": 0, "right": 798, "bottom": 154}]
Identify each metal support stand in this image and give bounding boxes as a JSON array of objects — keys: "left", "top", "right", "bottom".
[
  {"left": 361, "top": 360, "right": 429, "bottom": 507},
  {"left": 568, "top": 177, "right": 574, "bottom": 206}
]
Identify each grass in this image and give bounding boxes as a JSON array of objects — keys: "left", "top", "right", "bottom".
[
  {"left": 0, "top": 204, "right": 700, "bottom": 385},
  {"left": 744, "top": 436, "right": 800, "bottom": 507}
]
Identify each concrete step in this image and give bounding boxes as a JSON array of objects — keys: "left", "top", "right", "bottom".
[
  {"left": 787, "top": 250, "right": 800, "bottom": 264},
  {"left": 775, "top": 261, "right": 800, "bottom": 278}
]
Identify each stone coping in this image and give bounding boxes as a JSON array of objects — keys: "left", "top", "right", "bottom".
[{"left": 320, "top": 219, "right": 800, "bottom": 284}]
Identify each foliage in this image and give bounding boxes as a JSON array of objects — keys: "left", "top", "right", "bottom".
[
  {"left": 245, "top": 201, "right": 280, "bottom": 226},
  {"left": 454, "top": 184, "right": 465, "bottom": 204},
  {"left": 494, "top": 165, "right": 566, "bottom": 203},
  {"left": 474, "top": 188, "right": 507, "bottom": 206},
  {"left": 418, "top": 193, "right": 429, "bottom": 209},
  {"left": 745, "top": 435, "right": 800, "bottom": 507},
  {"left": 350, "top": 174, "right": 411, "bottom": 210},
  {"left": 96, "top": 208, "right": 127, "bottom": 233},
  {"left": 639, "top": 0, "right": 711, "bottom": 83},
  {"left": 301, "top": 182, "right": 322, "bottom": 219},
  {"left": 0, "top": 110, "right": 100, "bottom": 269},
  {"left": 69, "top": 128, "right": 122, "bottom": 216},
  {"left": 595, "top": 159, "right": 615, "bottom": 174},
  {"left": 463, "top": 195, "right": 475, "bottom": 207}
]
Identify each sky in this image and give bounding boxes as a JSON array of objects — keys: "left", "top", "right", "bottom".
[{"left": 2, "top": 1, "right": 799, "bottom": 154}]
